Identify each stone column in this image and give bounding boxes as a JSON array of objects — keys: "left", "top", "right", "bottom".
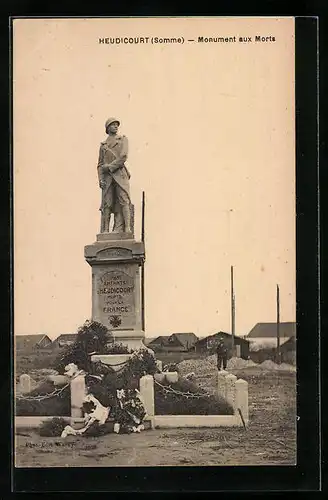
[
  {"left": 217, "top": 370, "right": 228, "bottom": 398},
  {"left": 70, "top": 375, "right": 87, "bottom": 418},
  {"left": 139, "top": 375, "right": 155, "bottom": 420},
  {"left": 235, "top": 378, "right": 249, "bottom": 423},
  {"left": 225, "top": 373, "right": 237, "bottom": 408},
  {"left": 19, "top": 374, "right": 31, "bottom": 394}
]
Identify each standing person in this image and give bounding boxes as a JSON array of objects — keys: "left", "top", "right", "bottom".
[
  {"left": 97, "top": 117, "right": 132, "bottom": 233},
  {"left": 216, "top": 337, "right": 228, "bottom": 371}
]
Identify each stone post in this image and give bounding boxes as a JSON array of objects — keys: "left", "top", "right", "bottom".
[
  {"left": 19, "top": 374, "right": 31, "bottom": 394},
  {"left": 139, "top": 375, "right": 155, "bottom": 422},
  {"left": 225, "top": 373, "right": 237, "bottom": 408},
  {"left": 235, "top": 379, "right": 249, "bottom": 424},
  {"left": 70, "top": 375, "right": 87, "bottom": 418},
  {"left": 217, "top": 370, "right": 228, "bottom": 398}
]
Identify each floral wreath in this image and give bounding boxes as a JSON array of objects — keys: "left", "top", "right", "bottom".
[{"left": 61, "top": 346, "right": 158, "bottom": 437}]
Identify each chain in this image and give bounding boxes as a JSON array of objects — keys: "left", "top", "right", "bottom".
[
  {"left": 16, "top": 361, "right": 130, "bottom": 402},
  {"left": 106, "top": 361, "right": 128, "bottom": 367},
  {"left": 16, "top": 384, "right": 70, "bottom": 402},
  {"left": 114, "top": 364, "right": 128, "bottom": 373},
  {"left": 91, "top": 361, "right": 128, "bottom": 376},
  {"left": 154, "top": 380, "right": 212, "bottom": 399},
  {"left": 16, "top": 370, "right": 84, "bottom": 402},
  {"left": 92, "top": 360, "right": 129, "bottom": 369}
]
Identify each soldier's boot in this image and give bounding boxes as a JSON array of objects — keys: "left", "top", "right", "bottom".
[
  {"left": 122, "top": 204, "right": 132, "bottom": 233},
  {"left": 100, "top": 210, "right": 105, "bottom": 233},
  {"left": 101, "top": 207, "right": 111, "bottom": 233},
  {"left": 113, "top": 210, "right": 124, "bottom": 233}
]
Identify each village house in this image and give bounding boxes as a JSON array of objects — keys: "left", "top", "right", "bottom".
[
  {"left": 143, "top": 337, "right": 157, "bottom": 346},
  {"left": 52, "top": 333, "right": 78, "bottom": 348},
  {"left": 147, "top": 332, "right": 198, "bottom": 352},
  {"left": 146, "top": 336, "right": 171, "bottom": 351},
  {"left": 193, "top": 331, "right": 250, "bottom": 359},
  {"left": 247, "top": 322, "right": 296, "bottom": 351},
  {"left": 246, "top": 322, "right": 296, "bottom": 364},
  {"left": 279, "top": 335, "right": 296, "bottom": 364},
  {"left": 15, "top": 334, "right": 52, "bottom": 350}
]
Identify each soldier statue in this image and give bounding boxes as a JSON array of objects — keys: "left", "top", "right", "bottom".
[{"left": 97, "top": 117, "right": 132, "bottom": 233}]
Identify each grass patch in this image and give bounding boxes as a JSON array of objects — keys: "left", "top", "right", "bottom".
[
  {"left": 154, "top": 377, "right": 234, "bottom": 416},
  {"left": 15, "top": 381, "right": 71, "bottom": 416},
  {"left": 15, "top": 347, "right": 64, "bottom": 378},
  {"left": 39, "top": 417, "right": 70, "bottom": 436}
]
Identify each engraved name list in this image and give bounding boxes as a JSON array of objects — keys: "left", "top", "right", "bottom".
[{"left": 96, "top": 270, "right": 135, "bottom": 328}]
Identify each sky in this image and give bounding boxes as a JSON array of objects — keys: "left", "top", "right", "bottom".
[{"left": 13, "top": 17, "right": 295, "bottom": 339}]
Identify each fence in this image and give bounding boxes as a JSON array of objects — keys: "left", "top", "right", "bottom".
[
  {"left": 135, "top": 371, "right": 249, "bottom": 429},
  {"left": 16, "top": 368, "right": 249, "bottom": 430},
  {"left": 16, "top": 372, "right": 83, "bottom": 429}
]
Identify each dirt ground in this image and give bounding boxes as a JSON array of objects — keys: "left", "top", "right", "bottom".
[{"left": 15, "top": 367, "right": 296, "bottom": 467}]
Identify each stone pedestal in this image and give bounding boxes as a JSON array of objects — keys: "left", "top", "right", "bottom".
[{"left": 84, "top": 232, "right": 146, "bottom": 351}]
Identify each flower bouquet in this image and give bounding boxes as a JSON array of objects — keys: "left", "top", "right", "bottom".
[{"left": 110, "top": 388, "right": 147, "bottom": 434}]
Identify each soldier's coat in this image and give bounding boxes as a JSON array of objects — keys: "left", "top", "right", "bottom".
[{"left": 97, "top": 134, "right": 131, "bottom": 210}]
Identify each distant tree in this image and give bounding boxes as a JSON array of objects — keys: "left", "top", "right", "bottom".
[{"left": 53, "top": 320, "right": 112, "bottom": 373}]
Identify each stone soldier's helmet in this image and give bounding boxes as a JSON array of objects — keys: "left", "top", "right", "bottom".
[{"left": 105, "top": 117, "right": 120, "bottom": 129}]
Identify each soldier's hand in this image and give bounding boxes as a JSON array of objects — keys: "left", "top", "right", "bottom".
[{"left": 99, "top": 180, "right": 106, "bottom": 189}]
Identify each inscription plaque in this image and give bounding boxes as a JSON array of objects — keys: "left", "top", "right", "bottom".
[
  {"left": 97, "top": 247, "right": 132, "bottom": 259},
  {"left": 96, "top": 269, "right": 135, "bottom": 329}
]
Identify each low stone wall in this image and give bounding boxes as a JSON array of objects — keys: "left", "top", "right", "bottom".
[
  {"left": 15, "top": 371, "right": 154, "bottom": 429},
  {"left": 15, "top": 416, "right": 84, "bottom": 429},
  {"left": 139, "top": 371, "right": 249, "bottom": 428},
  {"left": 153, "top": 415, "right": 241, "bottom": 428},
  {"left": 16, "top": 368, "right": 249, "bottom": 430},
  {"left": 15, "top": 416, "right": 153, "bottom": 431}
]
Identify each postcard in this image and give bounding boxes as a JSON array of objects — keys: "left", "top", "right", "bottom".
[{"left": 13, "top": 16, "right": 296, "bottom": 468}]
